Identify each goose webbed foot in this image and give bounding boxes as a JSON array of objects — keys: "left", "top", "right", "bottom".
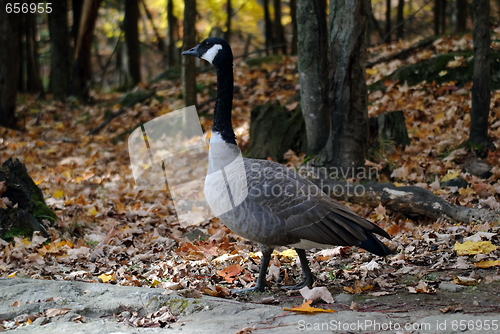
[
  {"left": 231, "top": 245, "right": 272, "bottom": 294},
  {"left": 281, "top": 248, "right": 313, "bottom": 291},
  {"left": 230, "top": 282, "right": 266, "bottom": 294}
]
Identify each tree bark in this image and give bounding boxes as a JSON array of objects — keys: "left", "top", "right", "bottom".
[
  {"left": 73, "top": 0, "right": 103, "bottom": 99},
  {"left": 468, "top": 0, "right": 492, "bottom": 157},
  {"left": 25, "top": 6, "right": 43, "bottom": 95},
  {"left": 434, "top": 0, "right": 441, "bottom": 35},
  {"left": 17, "top": 13, "right": 25, "bottom": 92},
  {"left": 225, "top": 0, "right": 231, "bottom": 42},
  {"left": 182, "top": 0, "right": 197, "bottom": 108},
  {"left": 456, "top": 0, "right": 467, "bottom": 33},
  {"left": 166, "top": 0, "right": 178, "bottom": 68},
  {"left": 385, "top": 0, "right": 391, "bottom": 42},
  {"left": 297, "top": 0, "right": 329, "bottom": 154},
  {"left": 290, "top": 0, "right": 298, "bottom": 55},
  {"left": 72, "top": 0, "right": 84, "bottom": 48},
  {"left": 49, "top": 0, "right": 71, "bottom": 100},
  {"left": 441, "top": 0, "right": 447, "bottom": 33},
  {"left": 273, "top": 0, "right": 286, "bottom": 54},
  {"left": 263, "top": 0, "right": 274, "bottom": 55},
  {"left": 0, "top": 0, "right": 20, "bottom": 128},
  {"left": 124, "top": 0, "right": 141, "bottom": 87},
  {"left": 397, "top": 0, "right": 404, "bottom": 39},
  {"left": 323, "top": 0, "right": 370, "bottom": 172}
]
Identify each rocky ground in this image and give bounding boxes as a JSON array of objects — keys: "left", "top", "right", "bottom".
[{"left": 2, "top": 277, "right": 500, "bottom": 334}]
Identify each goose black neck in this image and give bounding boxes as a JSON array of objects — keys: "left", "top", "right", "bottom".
[{"left": 212, "top": 63, "right": 236, "bottom": 145}]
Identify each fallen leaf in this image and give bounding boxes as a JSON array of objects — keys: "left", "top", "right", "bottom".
[
  {"left": 474, "top": 260, "right": 500, "bottom": 268},
  {"left": 408, "top": 280, "right": 435, "bottom": 294},
  {"left": 453, "top": 275, "right": 477, "bottom": 286},
  {"left": 46, "top": 308, "right": 71, "bottom": 318},
  {"left": 284, "top": 300, "right": 335, "bottom": 313},
  {"left": 280, "top": 249, "right": 297, "bottom": 258},
  {"left": 454, "top": 240, "right": 497, "bottom": 255},
  {"left": 299, "top": 286, "right": 334, "bottom": 304},
  {"left": 217, "top": 264, "right": 243, "bottom": 283},
  {"left": 98, "top": 274, "right": 114, "bottom": 283}
]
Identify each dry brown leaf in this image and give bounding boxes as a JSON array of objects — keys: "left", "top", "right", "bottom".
[
  {"left": 45, "top": 308, "right": 71, "bottom": 318},
  {"left": 299, "top": 286, "right": 334, "bottom": 304},
  {"left": 216, "top": 264, "right": 243, "bottom": 283}
]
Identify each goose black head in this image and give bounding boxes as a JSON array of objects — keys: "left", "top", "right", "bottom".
[{"left": 181, "top": 37, "right": 232, "bottom": 68}]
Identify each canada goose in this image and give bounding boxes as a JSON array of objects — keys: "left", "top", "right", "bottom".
[{"left": 182, "top": 37, "right": 391, "bottom": 292}]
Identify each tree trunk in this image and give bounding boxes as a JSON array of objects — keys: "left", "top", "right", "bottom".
[
  {"left": 397, "top": 0, "right": 404, "bottom": 39},
  {"left": 124, "top": 0, "right": 141, "bottom": 87},
  {"left": 72, "top": 0, "right": 84, "bottom": 48},
  {"left": 323, "top": 0, "right": 370, "bottom": 172},
  {"left": 25, "top": 7, "right": 43, "bottom": 95},
  {"left": 0, "top": 0, "right": 20, "bottom": 128},
  {"left": 297, "top": 0, "right": 329, "bottom": 154},
  {"left": 73, "top": 0, "right": 102, "bottom": 99},
  {"left": 263, "top": 0, "right": 274, "bottom": 55},
  {"left": 273, "top": 0, "right": 286, "bottom": 54},
  {"left": 290, "top": 0, "right": 298, "bottom": 55},
  {"left": 468, "top": 0, "right": 492, "bottom": 157},
  {"left": 49, "top": 0, "right": 71, "bottom": 100},
  {"left": 434, "top": 0, "right": 441, "bottom": 35},
  {"left": 17, "top": 13, "right": 25, "bottom": 92},
  {"left": 441, "top": 0, "right": 447, "bottom": 33},
  {"left": 456, "top": 0, "right": 467, "bottom": 33},
  {"left": 182, "top": 0, "right": 197, "bottom": 108},
  {"left": 167, "top": 0, "right": 178, "bottom": 68},
  {"left": 385, "top": 0, "right": 391, "bottom": 42},
  {"left": 225, "top": 0, "right": 231, "bottom": 42}
]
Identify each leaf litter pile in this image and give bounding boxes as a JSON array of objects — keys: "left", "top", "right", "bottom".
[{"left": 1, "top": 34, "right": 500, "bottom": 329}]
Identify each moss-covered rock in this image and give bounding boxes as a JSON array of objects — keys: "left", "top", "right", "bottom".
[
  {"left": 0, "top": 158, "right": 57, "bottom": 241},
  {"left": 368, "top": 51, "right": 500, "bottom": 92},
  {"left": 244, "top": 55, "right": 283, "bottom": 67}
]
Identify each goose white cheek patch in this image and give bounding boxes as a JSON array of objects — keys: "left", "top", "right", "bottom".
[{"left": 201, "top": 44, "right": 223, "bottom": 64}]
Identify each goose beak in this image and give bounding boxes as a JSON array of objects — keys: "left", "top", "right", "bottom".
[{"left": 181, "top": 44, "right": 200, "bottom": 57}]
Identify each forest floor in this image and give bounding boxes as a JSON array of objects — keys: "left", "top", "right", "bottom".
[{"left": 1, "top": 34, "right": 500, "bottom": 332}]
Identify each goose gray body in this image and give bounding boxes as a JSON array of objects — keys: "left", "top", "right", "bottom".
[
  {"left": 217, "top": 158, "right": 390, "bottom": 252},
  {"left": 182, "top": 37, "right": 391, "bottom": 292}
]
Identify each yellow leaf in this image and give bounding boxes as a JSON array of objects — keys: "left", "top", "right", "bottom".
[
  {"left": 87, "top": 207, "right": 98, "bottom": 216},
  {"left": 151, "top": 279, "right": 161, "bottom": 287},
  {"left": 439, "top": 70, "right": 448, "bottom": 76},
  {"left": 454, "top": 240, "right": 497, "bottom": 255},
  {"left": 53, "top": 190, "right": 64, "bottom": 199},
  {"left": 98, "top": 274, "right": 113, "bottom": 283},
  {"left": 474, "top": 260, "right": 500, "bottom": 268},
  {"left": 366, "top": 68, "right": 378, "bottom": 75},
  {"left": 284, "top": 300, "right": 335, "bottom": 313},
  {"left": 453, "top": 275, "right": 477, "bottom": 286},
  {"left": 54, "top": 123, "right": 64, "bottom": 130},
  {"left": 441, "top": 170, "right": 460, "bottom": 182},
  {"left": 7, "top": 271, "right": 17, "bottom": 278},
  {"left": 280, "top": 249, "right": 298, "bottom": 258},
  {"left": 21, "top": 237, "right": 31, "bottom": 246}
]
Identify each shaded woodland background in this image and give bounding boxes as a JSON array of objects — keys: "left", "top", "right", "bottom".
[{"left": 1, "top": 2, "right": 500, "bottom": 323}]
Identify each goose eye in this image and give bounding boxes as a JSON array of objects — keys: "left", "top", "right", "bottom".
[{"left": 205, "top": 42, "right": 210, "bottom": 47}]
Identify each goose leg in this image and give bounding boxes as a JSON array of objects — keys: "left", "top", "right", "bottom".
[
  {"left": 232, "top": 245, "right": 273, "bottom": 293},
  {"left": 282, "top": 248, "right": 313, "bottom": 290}
]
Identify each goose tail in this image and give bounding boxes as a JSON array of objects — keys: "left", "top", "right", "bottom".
[{"left": 358, "top": 233, "right": 393, "bottom": 256}]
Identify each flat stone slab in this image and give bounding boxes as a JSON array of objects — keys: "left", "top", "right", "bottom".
[{"left": 1, "top": 278, "right": 499, "bottom": 334}]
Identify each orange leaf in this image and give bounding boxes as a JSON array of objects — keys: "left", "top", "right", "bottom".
[
  {"left": 216, "top": 264, "right": 243, "bottom": 283},
  {"left": 284, "top": 300, "right": 335, "bottom": 313}
]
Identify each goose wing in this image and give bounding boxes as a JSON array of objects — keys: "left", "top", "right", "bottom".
[{"left": 220, "top": 159, "right": 390, "bottom": 254}]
